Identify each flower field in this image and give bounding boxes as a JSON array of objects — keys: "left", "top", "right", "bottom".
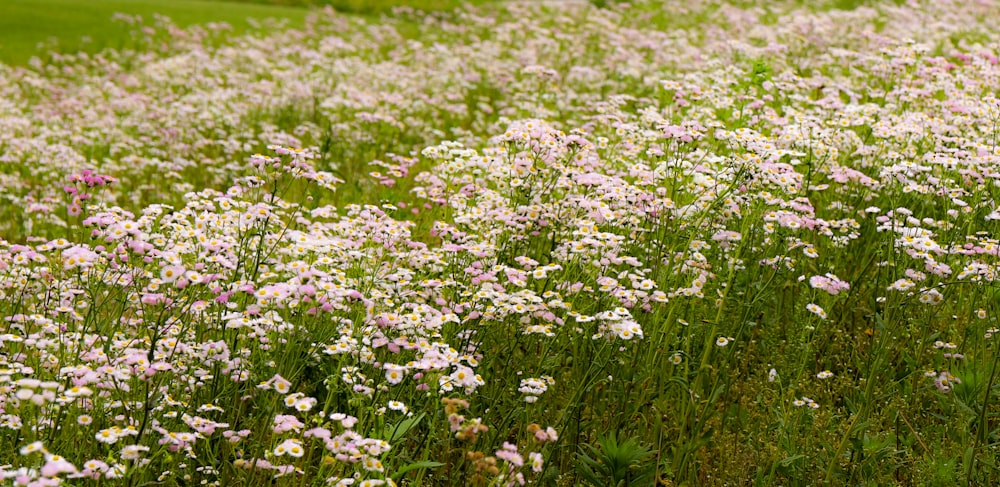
[{"left": 1, "top": 0, "right": 1000, "bottom": 484}]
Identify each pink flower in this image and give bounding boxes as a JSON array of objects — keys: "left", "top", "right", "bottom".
[
  {"left": 496, "top": 442, "right": 523, "bottom": 467},
  {"left": 935, "top": 371, "right": 960, "bottom": 393},
  {"left": 808, "top": 273, "right": 850, "bottom": 295},
  {"left": 272, "top": 415, "right": 305, "bottom": 434}
]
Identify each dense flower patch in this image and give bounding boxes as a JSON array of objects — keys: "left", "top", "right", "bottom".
[{"left": 1, "top": 0, "right": 1000, "bottom": 485}]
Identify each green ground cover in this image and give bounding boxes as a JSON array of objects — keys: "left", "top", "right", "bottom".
[
  {"left": 0, "top": 0, "right": 309, "bottom": 65},
  {"left": 0, "top": 0, "right": 496, "bottom": 66},
  {"left": 230, "top": 0, "right": 492, "bottom": 13}
]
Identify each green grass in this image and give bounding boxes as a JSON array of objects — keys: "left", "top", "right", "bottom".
[
  {"left": 231, "top": 0, "right": 491, "bottom": 13},
  {"left": 324, "top": 0, "right": 495, "bottom": 14},
  {"left": 0, "top": 0, "right": 498, "bottom": 66},
  {"left": 0, "top": 0, "right": 310, "bottom": 66}
]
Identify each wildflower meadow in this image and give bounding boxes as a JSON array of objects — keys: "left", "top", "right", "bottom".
[{"left": 0, "top": 0, "right": 999, "bottom": 485}]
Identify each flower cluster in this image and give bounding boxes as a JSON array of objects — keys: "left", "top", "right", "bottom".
[{"left": 0, "top": 0, "right": 999, "bottom": 484}]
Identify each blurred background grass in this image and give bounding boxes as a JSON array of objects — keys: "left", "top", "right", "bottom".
[
  {"left": 231, "top": 0, "right": 485, "bottom": 12},
  {"left": 0, "top": 0, "right": 491, "bottom": 66}
]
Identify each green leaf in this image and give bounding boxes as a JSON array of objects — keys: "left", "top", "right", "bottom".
[
  {"left": 779, "top": 454, "right": 806, "bottom": 467},
  {"left": 391, "top": 460, "right": 446, "bottom": 480},
  {"left": 383, "top": 412, "right": 425, "bottom": 443}
]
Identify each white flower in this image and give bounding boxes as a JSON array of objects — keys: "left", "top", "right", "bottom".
[
  {"left": 19, "top": 441, "right": 44, "bottom": 455},
  {"left": 887, "top": 279, "right": 915, "bottom": 291},
  {"left": 284, "top": 393, "right": 304, "bottom": 408},
  {"left": 65, "top": 386, "right": 93, "bottom": 397},
  {"left": 919, "top": 289, "right": 943, "bottom": 305},
  {"left": 106, "top": 464, "right": 127, "bottom": 478},
  {"left": 384, "top": 366, "right": 405, "bottom": 385},
  {"left": 274, "top": 439, "right": 304, "bottom": 458},
  {"left": 120, "top": 444, "right": 150, "bottom": 460},
  {"left": 612, "top": 321, "right": 644, "bottom": 340},
  {"left": 805, "top": 303, "right": 827, "bottom": 319},
  {"left": 295, "top": 397, "right": 317, "bottom": 412},
  {"left": 96, "top": 428, "right": 119, "bottom": 445},
  {"left": 160, "top": 265, "right": 185, "bottom": 283}
]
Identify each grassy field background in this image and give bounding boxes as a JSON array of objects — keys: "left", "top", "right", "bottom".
[
  {"left": 228, "top": 0, "right": 487, "bottom": 12},
  {"left": 0, "top": 0, "right": 487, "bottom": 66}
]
